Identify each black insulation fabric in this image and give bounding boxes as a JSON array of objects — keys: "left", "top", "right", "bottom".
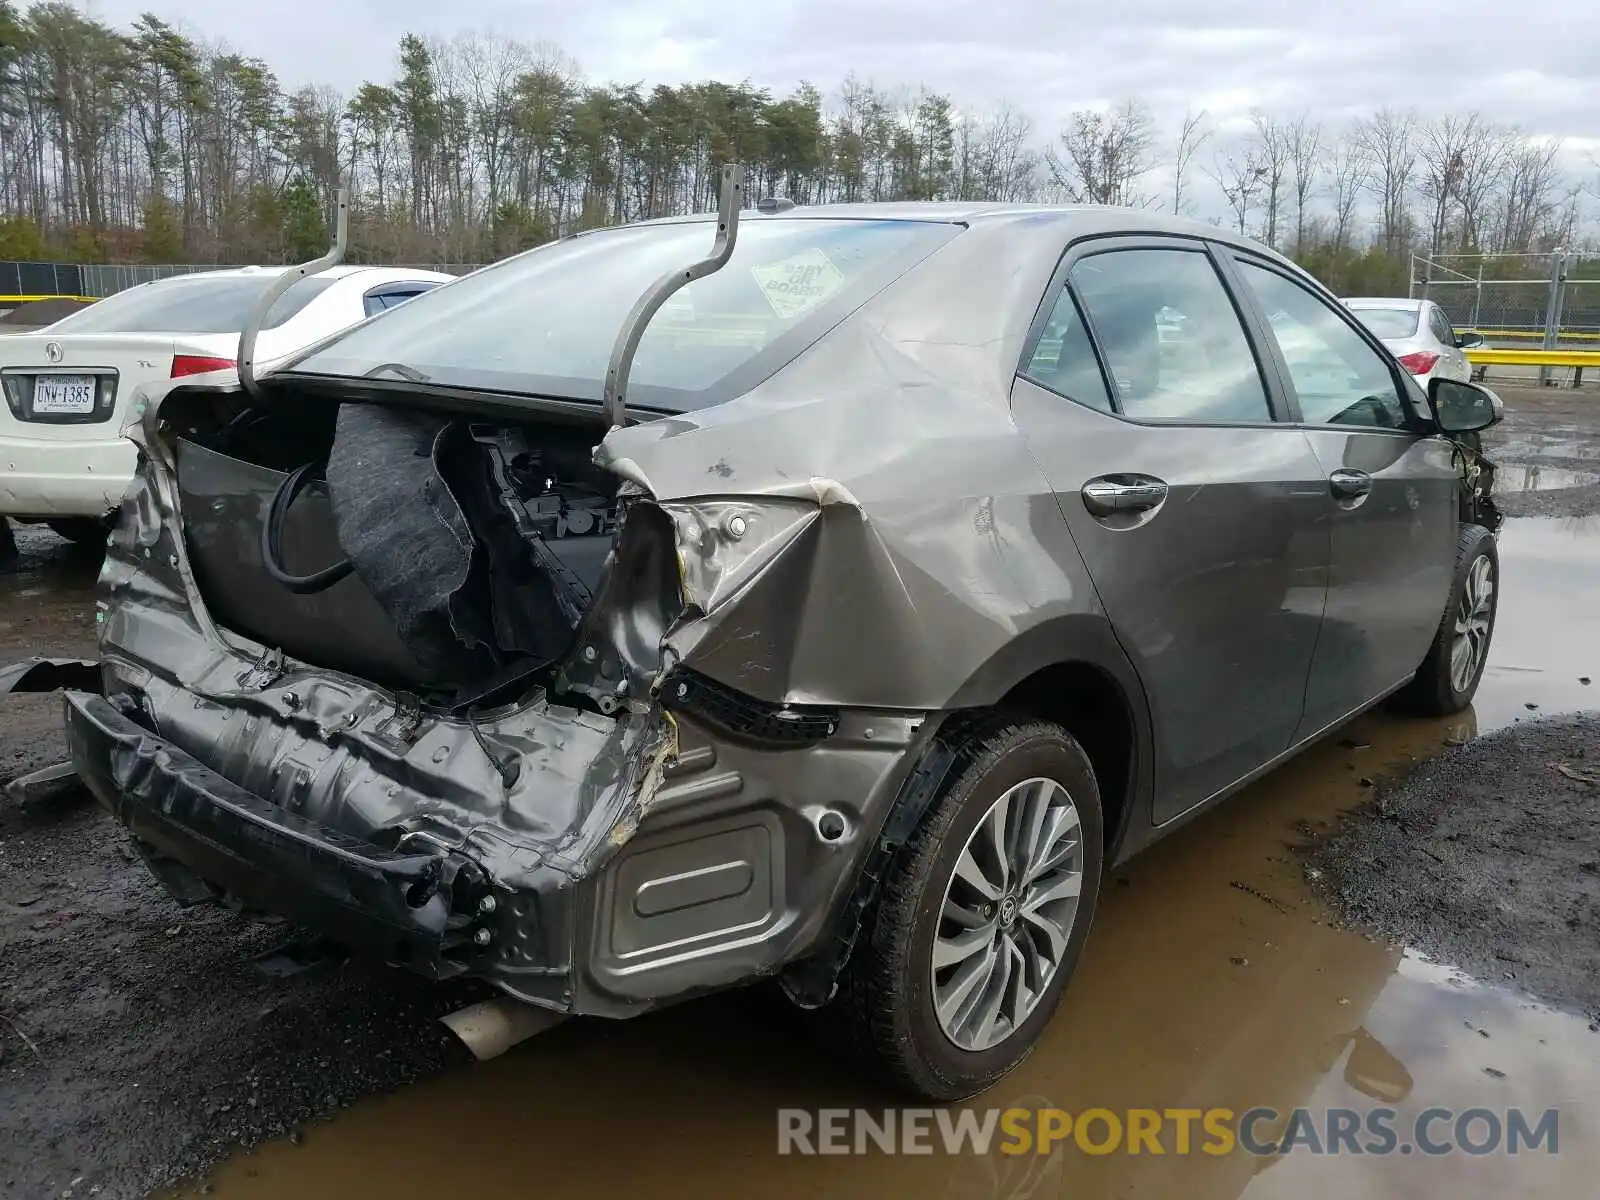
[{"left": 324, "top": 403, "right": 583, "bottom": 689}]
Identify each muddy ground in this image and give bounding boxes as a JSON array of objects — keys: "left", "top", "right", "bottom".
[
  {"left": 1310, "top": 715, "right": 1600, "bottom": 1020},
  {"left": 2, "top": 384, "right": 1599, "bottom": 1200}
]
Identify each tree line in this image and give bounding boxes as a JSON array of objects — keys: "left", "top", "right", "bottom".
[{"left": 0, "top": 2, "right": 1588, "bottom": 294}]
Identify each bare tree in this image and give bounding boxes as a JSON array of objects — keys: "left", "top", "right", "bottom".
[
  {"left": 1208, "top": 144, "right": 1267, "bottom": 236},
  {"left": 1355, "top": 106, "right": 1417, "bottom": 258},
  {"left": 1415, "top": 113, "right": 1504, "bottom": 256},
  {"left": 1494, "top": 138, "right": 1568, "bottom": 252},
  {"left": 1248, "top": 109, "right": 1290, "bottom": 248},
  {"left": 1452, "top": 122, "right": 1513, "bottom": 252},
  {"left": 1171, "top": 108, "right": 1210, "bottom": 215},
  {"left": 957, "top": 100, "right": 1042, "bottom": 202},
  {"left": 1323, "top": 127, "right": 1368, "bottom": 252},
  {"left": 2, "top": 5, "right": 1592, "bottom": 270},
  {"left": 1286, "top": 113, "right": 1321, "bottom": 252},
  {"left": 1045, "top": 98, "right": 1156, "bottom": 207}
]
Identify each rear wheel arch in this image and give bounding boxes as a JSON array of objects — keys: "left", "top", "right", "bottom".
[
  {"left": 992, "top": 660, "right": 1139, "bottom": 863},
  {"left": 781, "top": 634, "right": 1150, "bottom": 1011},
  {"left": 945, "top": 616, "right": 1152, "bottom": 861}
]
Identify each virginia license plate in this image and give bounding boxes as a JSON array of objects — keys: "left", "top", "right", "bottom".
[{"left": 32, "top": 374, "right": 96, "bottom": 414}]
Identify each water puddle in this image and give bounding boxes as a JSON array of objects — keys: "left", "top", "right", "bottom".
[
  {"left": 1496, "top": 464, "right": 1600, "bottom": 491},
  {"left": 1478, "top": 514, "right": 1600, "bottom": 726},
  {"left": 170, "top": 514, "right": 1599, "bottom": 1199},
  {"left": 1489, "top": 427, "right": 1600, "bottom": 463}
]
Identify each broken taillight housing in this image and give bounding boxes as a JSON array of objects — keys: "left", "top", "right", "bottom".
[{"left": 1396, "top": 351, "right": 1440, "bottom": 375}]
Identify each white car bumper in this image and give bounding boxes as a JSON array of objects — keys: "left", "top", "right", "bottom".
[{"left": 0, "top": 433, "right": 137, "bottom": 518}]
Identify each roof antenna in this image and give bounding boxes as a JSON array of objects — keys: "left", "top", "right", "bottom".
[
  {"left": 601, "top": 163, "right": 744, "bottom": 433},
  {"left": 238, "top": 187, "right": 350, "bottom": 398}
]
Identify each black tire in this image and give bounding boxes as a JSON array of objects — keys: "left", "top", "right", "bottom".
[
  {"left": 46, "top": 516, "right": 112, "bottom": 545},
  {"left": 1394, "top": 524, "right": 1498, "bottom": 715},
  {"left": 835, "top": 716, "right": 1104, "bottom": 1101}
]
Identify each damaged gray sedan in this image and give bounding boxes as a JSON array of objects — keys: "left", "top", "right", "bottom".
[{"left": 19, "top": 177, "right": 1505, "bottom": 1101}]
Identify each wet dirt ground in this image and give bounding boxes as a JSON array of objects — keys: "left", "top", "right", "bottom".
[{"left": 2, "top": 384, "right": 1598, "bottom": 1199}]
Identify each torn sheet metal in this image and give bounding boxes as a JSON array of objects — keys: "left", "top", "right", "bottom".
[{"left": 582, "top": 216, "right": 1107, "bottom": 711}]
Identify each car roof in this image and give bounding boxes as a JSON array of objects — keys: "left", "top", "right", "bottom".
[
  {"left": 615, "top": 201, "right": 1299, "bottom": 262},
  {"left": 1343, "top": 297, "right": 1424, "bottom": 310}
]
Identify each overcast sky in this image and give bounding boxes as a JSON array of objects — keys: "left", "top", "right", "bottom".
[{"left": 81, "top": 0, "right": 1600, "bottom": 152}]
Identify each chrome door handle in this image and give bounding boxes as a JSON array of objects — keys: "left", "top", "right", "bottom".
[
  {"left": 1081, "top": 476, "right": 1169, "bottom": 517},
  {"left": 1329, "top": 469, "right": 1373, "bottom": 499}
]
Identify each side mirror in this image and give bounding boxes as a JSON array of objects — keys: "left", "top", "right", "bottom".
[
  {"left": 1430, "top": 377, "right": 1502, "bottom": 434},
  {"left": 1456, "top": 330, "right": 1485, "bottom": 349}
]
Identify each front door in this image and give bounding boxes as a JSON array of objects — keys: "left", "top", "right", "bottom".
[
  {"left": 1010, "top": 239, "right": 1330, "bottom": 824},
  {"left": 1225, "top": 256, "right": 1460, "bottom": 737}
]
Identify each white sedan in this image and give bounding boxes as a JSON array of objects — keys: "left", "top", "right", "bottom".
[
  {"left": 1343, "top": 296, "right": 1483, "bottom": 392},
  {"left": 0, "top": 265, "right": 453, "bottom": 542}
]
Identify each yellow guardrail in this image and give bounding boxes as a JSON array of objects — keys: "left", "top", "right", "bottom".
[
  {"left": 0, "top": 293, "right": 97, "bottom": 304},
  {"left": 1466, "top": 347, "right": 1600, "bottom": 369},
  {"left": 1466, "top": 328, "right": 1600, "bottom": 342}
]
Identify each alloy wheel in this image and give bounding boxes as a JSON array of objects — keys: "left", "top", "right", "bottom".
[
  {"left": 1450, "top": 552, "right": 1495, "bottom": 694},
  {"left": 931, "top": 776, "right": 1085, "bottom": 1052}
]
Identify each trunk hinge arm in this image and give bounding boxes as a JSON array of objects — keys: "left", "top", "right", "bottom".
[
  {"left": 237, "top": 187, "right": 350, "bottom": 399},
  {"left": 600, "top": 163, "right": 744, "bottom": 434}
]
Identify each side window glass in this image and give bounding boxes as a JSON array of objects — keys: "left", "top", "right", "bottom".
[
  {"left": 1236, "top": 261, "right": 1409, "bottom": 430},
  {"left": 363, "top": 284, "right": 436, "bottom": 319},
  {"left": 1070, "top": 248, "right": 1272, "bottom": 423},
  {"left": 1022, "top": 287, "right": 1112, "bottom": 413},
  {"left": 1431, "top": 308, "right": 1455, "bottom": 345}
]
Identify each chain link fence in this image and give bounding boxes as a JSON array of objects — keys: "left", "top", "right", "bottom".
[{"left": 1412, "top": 251, "right": 1600, "bottom": 345}]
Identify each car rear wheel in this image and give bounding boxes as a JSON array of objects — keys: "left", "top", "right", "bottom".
[
  {"left": 835, "top": 717, "right": 1104, "bottom": 1100},
  {"left": 1395, "top": 524, "right": 1498, "bottom": 715}
]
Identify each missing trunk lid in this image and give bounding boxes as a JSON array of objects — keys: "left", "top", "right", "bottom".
[{"left": 163, "top": 386, "right": 652, "bottom": 710}]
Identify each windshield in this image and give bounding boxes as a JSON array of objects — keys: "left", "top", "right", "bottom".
[
  {"left": 1347, "top": 306, "right": 1420, "bottom": 340},
  {"left": 286, "top": 217, "right": 960, "bottom": 410},
  {"left": 49, "top": 273, "right": 337, "bottom": 335}
]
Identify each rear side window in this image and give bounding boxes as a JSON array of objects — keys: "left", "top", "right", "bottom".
[
  {"left": 362, "top": 282, "right": 440, "bottom": 318},
  {"left": 1238, "top": 263, "right": 1409, "bottom": 429},
  {"left": 49, "top": 274, "right": 337, "bottom": 335},
  {"left": 1070, "top": 248, "right": 1272, "bottom": 423},
  {"left": 1429, "top": 307, "right": 1455, "bottom": 344},
  {"left": 1023, "top": 288, "right": 1112, "bottom": 412}
]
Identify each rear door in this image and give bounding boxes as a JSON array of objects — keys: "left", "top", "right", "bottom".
[
  {"left": 1009, "top": 237, "right": 1331, "bottom": 823},
  {"left": 1225, "top": 255, "right": 1459, "bottom": 738}
]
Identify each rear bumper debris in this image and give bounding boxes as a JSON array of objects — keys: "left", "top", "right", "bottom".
[
  {"left": 67, "top": 390, "right": 942, "bottom": 1018},
  {"left": 66, "top": 691, "right": 497, "bottom": 976}
]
